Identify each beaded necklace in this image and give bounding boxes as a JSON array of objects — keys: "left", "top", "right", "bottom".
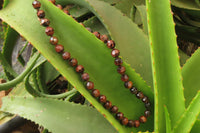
[{"left": 32, "top": 0, "right": 151, "bottom": 128}]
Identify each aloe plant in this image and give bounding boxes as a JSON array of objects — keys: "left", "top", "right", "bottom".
[{"left": 0, "top": 0, "right": 199, "bottom": 133}]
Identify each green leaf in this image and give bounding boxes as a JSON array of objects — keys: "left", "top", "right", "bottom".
[
  {"left": 164, "top": 106, "right": 172, "bottom": 133},
  {"left": 146, "top": 0, "right": 185, "bottom": 132},
  {"left": 171, "top": 0, "right": 200, "bottom": 10},
  {"left": 58, "top": 0, "right": 153, "bottom": 87},
  {"left": 0, "top": 0, "right": 153, "bottom": 132},
  {"left": 172, "top": 91, "right": 200, "bottom": 133},
  {"left": 1, "top": 96, "right": 117, "bottom": 133}
]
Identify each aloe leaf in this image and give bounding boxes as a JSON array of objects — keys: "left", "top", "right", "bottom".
[
  {"left": 171, "top": 0, "right": 200, "bottom": 10},
  {"left": 135, "top": 5, "right": 148, "bottom": 34},
  {"left": 58, "top": 0, "right": 153, "bottom": 87},
  {"left": 190, "top": 120, "right": 200, "bottom": 133},
  {"left": 0, "top": 0, "right": 153, "bottom": 132},
  {"left": 182, "top": 48, "right": 200, "bottom": 106},
  {"left": 0, "top": 53, "right": 40, "bottom": 90},
  {"left": 172, "top": 91, "right": 200, "bottom": 133},
  {"left": 1, "top": 96, "right": 117, "bottom": 133},
  {"left": 164, "top": 106, "right": 172, "bottom": 133},
  {"left": 83, "top": 16, "right": 109, "bottom": 35},
  {"left": 114, "top": 0, "right": 135, "bottom": 17},
  {"left": 146, "top": 0, "right": 185, "bottom": 132}
]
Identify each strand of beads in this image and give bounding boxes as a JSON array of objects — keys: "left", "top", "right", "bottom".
[{"left": 32, "top": 0, "right": 151, "bottom": 128}]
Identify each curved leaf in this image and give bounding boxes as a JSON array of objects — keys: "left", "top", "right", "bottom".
[
  {"left": 0, "top": 0, "right": 153, "bottom": 132},
  {"left": 1, "top": 96, "right": 117, "bottom": 133}
]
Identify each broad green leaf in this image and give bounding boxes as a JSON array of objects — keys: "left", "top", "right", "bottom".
[
  {"left": 146, "top": 0, "right": 185, "bottom": 132},
  {"left": 1, "top": 96, "right": 117, "bottom": 133},
  {"left": 0, "top": 0, "right": 153, "bottom": 132},
  {"left": 58, "top": 0, "right": 153, "bottom": 87},
  {"left": 172, "top": 91, "right": 200, "bottom": 133}
]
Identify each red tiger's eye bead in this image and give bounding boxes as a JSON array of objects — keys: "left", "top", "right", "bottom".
[
  {"left": 111, "top": 49, "right": 120, "bottom": 57},
  {"left": 116, "top": 112, "right": 124, "bottom": 120},
  {"left": 32, "top": 1, "right": 41, "bottom": 9},
  {"left": 104, "top": 101, "right": 112, "bottom": 109},
  {"left": 100, "top": 34, "right": 109, "bottom": 43},
  {"left": 86, "top": 81, "right": 94, "bottom": 90},
  {"left": 114, "top": 58, "right": 123, "bottom": 66},
  {"left": 111, "top": 106, "right": 118, "bottom": 114},
  {"left": 121, "top": 74, "right": 129, "bottom": 82},
  {"left": 69, "top": 58, "right": 78, "bottom": 67},
  {"left": 62, "top": 52, "right": 71, "bottom": 60},
  {"left": 76, "top": 65, "right": 84, "bottom": 73},
  {"left": 99, "top": 95, "right": 107, "bottom": 103},
  {"left": 55, "top": 44, "right": 64, "bottom": 53},
  {"left": 63, "top": 9, "right": 70, "bottom": 15},
  {"left": 92, "top": 89, "right": 100, "bottom": 98},
  {"left": 56, "top": 4, "right": 62, "bottom": 9},
  {"left": 134, "top": 120, "right": 140, "bottom": 128},
  {"left": 93, "top": 31, "right": 100, "bottom": 38},
  {"left": 142, "top": 96, "right": 149, "bottom": 103},
  {"left": 50, "top": 36, "right": 58, "bottom": 45},
  {"left": 124, "top": 81, "right": 133, "bottom": 89},
  {"left": 128, "top": 120, "right": 134, "bottom": 127},
  {"left": 49, "top": 0, "right": 56, "bottom": 4},
  {"left": 144, "top": 110, "right": 151, "bottom": 117},
  {"left": 121, "top": 117, "right": 128, "bottom": 125},
  {"left": 81, "top": 73, "right": 90, "bottom": 81},
  {"left": 37, "top": 10, "right": 45, "bottom": 18},
  {"left": 130, "top": 87, "right": 138, "bottom": 94},
  {"left": 107, "top": 40, "right": 115, "bottom": 49},
  {"left": 117, "top": 66, "right": 126, "bottom": 74},
  {"left": 139, "top": 116, "right": 147, "bottom": 123},
  {"left": 40, "top": 18, "right": 50, "bottom": 27},
  {"left": 136, "top": 91, "right": 144, "bottom": 99},
  {"left": 45, "top": 27, "right": 54, "bottom": 36}
]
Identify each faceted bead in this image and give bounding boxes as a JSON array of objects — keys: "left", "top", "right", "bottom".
[
  {"left": 139, "top": 116, "right": 147, "bottom": 123},
  {"left": 144, "top": 110, "right": 151, "bottom": 117},
  {"left": 100, "top": 35, "right": 108, "bottom": 43},
  {"left": 111, "top": 49, "right": 120, "bottom": 57},
  {"left": 69, "top": 58, "right": 78, "bottom": 67},
  {"left": 37, "top": 10, "right": 45, "bottom": 18},
  {"left": 93, "top": 31, "right": 100, "bottom": 38},
  {"left": 86, "top": 81, "right": 94, "bottom": 90},
  {"left": 50, "top": 36, "right": 58, "bottom": 45},
  {"left": 49, "top": 0, "right": 56, "bottom": 4},
  {"left": 56, "top": 4, "right": 62, "bottom": 9},
  {"left": 85, "top": 27, "right": 92, "bottom": 32},
  {"left": 130, "top": 87, "right": 138, "bottom": 94},
  {"left": 45, "top": 27, "right": 54, "bottom": 36},
  {"left": 99, "top": 95, "right": 107, "bottom": 103},
  {"left": 117, "top": 66, "right": 126, "bottom": 74},
  {"left": 128, "top": 120, "right": 134, "bottom": 127},
  {"left": 124, "top": 81, "right": 133, "bottom": 89},
  {"left": 121, "top": 74, "right": 129, "bottom": 82},
  {"left": 32, "top": 1, "right": 41, "bottom": 9},
  {"left": 121, "top": 117, "right": 128, "bottom": 125},
  {"left": 136, "top": 91, "right": 144, "bottom": 99},
  {"left": 110, "top": 106, "right": 118, "bottom": 114},
  {"left": 116, "top": 112, "right": 124, "bottom": 120},
  {"left": 76, "top": 65, "right": 84, "bottom": 73},
  {"left": 63, "top": 9, "right": 70, "bottom": 15},
  {"left": 92, "top": 89, "right": 100, "bottom": 98},
  {"left": 104, "top": 101, "right": 112, "bottom": 109},
  {"left": 142, "top": 96, "right": 149, "bottom": 103},
  {"left": 114, "top": 58, "right": 123, "bottom": 66},
  {"left": 134, "top": 120, "right": 140, "bottom": 128},
  {"left": 55, "top": 45, "right": 64, "bottom": 53},
  {"left": 81, "top": 73, "right": 90, "bottom": 81},
  {"left": 40, "top": 18, "right": 50, "bottom": 27},
  {"left": 107, "top": 40, "right": 115, "bottom": 49},
  {"left": 62, "top": 52, "right": 71, "bottom": 60}
]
